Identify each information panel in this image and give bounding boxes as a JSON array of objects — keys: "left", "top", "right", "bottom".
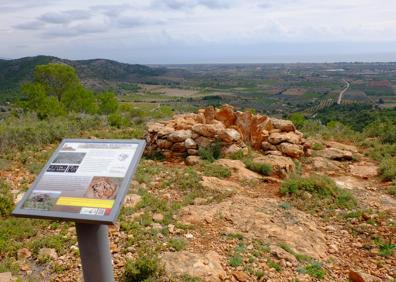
[{"left": 13, "top": 139, "right": 145, "bottom": 224}]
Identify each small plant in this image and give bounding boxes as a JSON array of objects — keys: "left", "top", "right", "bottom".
[
  {"left": 244, "top": 160, "right": 272, "bottom": 176},
  {"left": 278, "top": 202, "right": 291, "bottom": 210},
  {"left": 387, "top": 185, "right": 396, "bottom": 196},
  {"left": 202, "top": 162, "right": 231, "bottom": 178},
  {"left": 228, "top": 150, "right": 245, "bottom": 160},
  {"left": 374, "top": 238, "right": 395, "bottom": 257},
  {"left": 298, "top": 261, "right": 326, "bottom": 279},
  {"left": 267, "top": 259, "right": 282, "bottom": 272},
  {"left": 124, "top": 254, "right": 163, "bottom": 282},
  {"left": 280, "top": 175, "right": 357, "bottom": 211},
  {"left": 312, "top": 143, "right": 324, "bottom": 150},
  {"left": 379, "top": 157, "right": 396, "bottom": 181},
  {"left": 0, "top": 181, "right": 14, "bottom": 217},
  {"left": 198, "top": 139, "right": 222, "bottom": 162},
  {"left": 168, "top": 238, "right": 187, "bottom": 251},
  {"left": 228, "top": 253, "right": 243, "bottom": 267}
]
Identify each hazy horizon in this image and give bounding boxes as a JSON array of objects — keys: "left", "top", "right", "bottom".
[{"left": 2, "top": 1, "right": 396, "bottom": 64}]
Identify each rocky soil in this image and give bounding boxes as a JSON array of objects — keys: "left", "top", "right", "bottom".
[{"left": 0, "top": 108, "right": 395, "bottom": 282}]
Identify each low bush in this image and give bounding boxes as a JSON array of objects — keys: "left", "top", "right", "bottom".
[
  {"left": 379, "top": 157, "right": 396, "bottom": 181},
  {"left": 123, "top": 254, "right": 163, "bottom": 282},
  {"left": 280, "top": 175, "right": 357, "bottom": 211},
  {"left": 244, "top": 160, "right": 272, "bottom": 176},
  {"left": 298, "top": 261, "right": 326, "bottom": 279},
  {"left": 0, "top": 181, "right": 13, "bottom": 217},
  {"left": 202, "top": 162, "right": 231, "bottom": 178},
  {"left": 198, "top": 139, "right": 222, "bottom": 162}
]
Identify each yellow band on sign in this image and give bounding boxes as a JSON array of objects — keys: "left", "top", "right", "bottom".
[{"left": 56, "top": 197, "right": 114, "bottom": 209}]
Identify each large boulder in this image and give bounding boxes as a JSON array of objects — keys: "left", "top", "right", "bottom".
[
  {"left": 235, "top": 111, "right": 253, "bottom": 142},
  {"left": 271, "top": 118, "right": 296, "bottom": 132},
  {"left": 161, "top": 251, "right": 226, "bottom": 282},
  {"left": 318, "top": 148, "right": 353, "bottom": 161},
  {"left": 268, "top": 132, "right": 302, "bottom": 145},
  {"left": 250, "top": 115, "right": 271, "bottom": 149},
  {"left": 253, "top": 155, "right": 295, "bottom": 178},
  {"left": 277, "top": 143, "right": 304, "bottom": 158},
  {"left": 218, "top": 128, "right": 241, "bottom": 144},
  {"left": 215, "top": 104, "right": 236, "bottom": 127},
  {"left": 192, "top": 124, "right": 224, "bottom": 138},
  {"left": 167, "top": 130, "right": 192, "bottom": 142},
  {"left": 147, "top": 122, "right": 175, "bottom": 136},
  {"left": 204, "top": 106, "right": 216, "bottom": 124}
]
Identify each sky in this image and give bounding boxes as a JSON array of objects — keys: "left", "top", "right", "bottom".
[{"left": 1, "top": 0, "right": 396, "bottom": 64}]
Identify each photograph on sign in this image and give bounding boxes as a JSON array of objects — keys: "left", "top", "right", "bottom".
[{"left": 13, "top": 139, "right": 145, "bottom": 223}]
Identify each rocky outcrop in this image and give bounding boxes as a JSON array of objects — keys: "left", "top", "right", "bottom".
[
  {"left": 145, "top": 105, "right": 308, "bottom": 160},
  {"left": 161, "top": 251, "right": 226, "bottom": 281}
]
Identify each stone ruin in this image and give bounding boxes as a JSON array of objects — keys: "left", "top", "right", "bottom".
[{"left": 144, "top": 105, "right": 310, "bottom": 160}]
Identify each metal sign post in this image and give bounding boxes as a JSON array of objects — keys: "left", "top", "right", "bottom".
[
  {"left": 76, "top": 223, "right": 114, "bottom": 282},
  {"left": 12, "top": 139, "right": 146, "bottom": 281}
]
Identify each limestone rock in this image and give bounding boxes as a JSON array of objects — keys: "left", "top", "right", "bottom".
[
  {"left": 318, "top": 147, "right": 353, "bottom": 161},
  {"left": 184, "top": 138, "right": 197, "bottom": 149},
  {"left": 253, "top": 155, "right": 295, "bottom": 178},
  {"left": 195, "top": 136, "right": 213, "bottom": 148},
  {"left": 172, "top": 142, "right": 186, "bottom": 152},
  {"left": 201, "top": 176, "right": 242, "bottom": 193},
  {"left": 233, "top": 271, "right": 250, "bottom": 282},
  {"left": 277, "top": 143, "right": 304, "bottom": 158},
  {"left": 38, "top": 248, "right": 58, "bottom": 260},
  {"left": 215, "top": 159, "right": 261, "bottom": 180},
  {"left": 326, "top": 141, "right": 358, "bottom": 153},
  {"left": 250, "top": 114, "right": 271, "bottom": 149},
  {"left": 0, "top": 272, "right": 12, "bottom": 282},
  {"left": 185, "top": 156, "right": 201, "bottom": 166},
  {"left": 161, "top": 251, "right": 226, "bottom": 282},
  {"left": 268, "top": 132, "right": 301, "bottom": 145},
  {"left": 271, "top": 118, "right": 296, "bottom": 132},
  {"left": 214, "top": 104, "right": 236, "bottom": 127},
  {"left": 147, "top": 122, "right": 174, "bottom": 136},
  {"left": 261, "top": 141, "right": 277, "bottom": 151},
  {"left": 152, "top": 213, "right": 164, "bottom": 222},
  {"left": 218, "top": 128, "right": 241, "bottom": 143},
  {"left": 124, "top": 194, "right": 142, "bottom": 208},
  {"left": 222, "top": 144, "right": 246, "bottom": 156},
  {"left": 17, "top": 248, "right": 32, "bottom": 260},
  {"left": 204, "top": 106, "right": 216, "bottom": 124},
  {"left": 350, "top": 163, "right": 378, "bottom": 178},
  {"left": 192, "top": 124, "right": 223, "bottom": 138},
  {"left": 235, "top": 111, "right": 253, "bottom": 142},
  {"left": 167, "top": 130, "right": 192, "bottom": 142},
  {"left": 156, "top": 139, "right": 172, "bottom": 149}
]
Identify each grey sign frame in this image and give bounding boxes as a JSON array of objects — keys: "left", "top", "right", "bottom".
[{"left": 12, "top": 138, "right": 146, "bottom": 225}]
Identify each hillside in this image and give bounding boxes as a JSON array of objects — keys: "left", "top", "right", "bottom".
[
  {"left": 0, "top": 56, "right": 166, "bottom": 101},
  {"left": 0, "top": 105, "right": 395, "bottom": 281}
]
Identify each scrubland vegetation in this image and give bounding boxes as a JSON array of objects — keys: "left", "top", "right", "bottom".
[{"left": 0, "top": 61, "right": 395, "bottom": 281}]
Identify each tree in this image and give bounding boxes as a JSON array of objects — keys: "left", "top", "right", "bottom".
[
  {"left": 289, "top": 112, "right": 306, "bottom": 129},
  {"left": 97, "top": 92, "right": 118, "bottom": 114},
  {"left": 62, "top": 86, "right": 98, "bottom": 114},
  {"left": 34, "top": 63, "right": 80, "bottom": 102},
  {"left": 21, "top": 82, "right": 66, "bottom": 119}
]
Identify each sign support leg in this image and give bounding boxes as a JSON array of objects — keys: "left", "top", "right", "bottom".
[{"left": 75, "top": 223, "right": 115, "bottom": 282}]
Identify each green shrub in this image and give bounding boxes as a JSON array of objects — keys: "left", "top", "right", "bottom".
[
  {"left": 267, "top": 259, "right": 282, "bottom": 272},
  {"left": 364, "top": 118, "right": 396, "bottom": 144},
  {"left": 379, "top": 157, "right": 396, "bottom": 181},
  {"left": 124, "top": 254, "right": 162, "bottom": 282},
  {"left": 228, "top": 254, "right": 243, "bottom": 267},
  {"left": 244, "top": 160, "right": 272, "bottom": 176},
  {"left": 108, "top": 113, "right": 129, "bottom": 128},
  {"left": 202, "top": 162, "right": 231, "bottom": 178},
  {"left": 168, "top": 238, "right": 187, "bottom": 251},
  {"left": 198, "top": 139, "right": 222, "bottom": 162},
  {"left": 298, "top": 261, "right": 326, "bottom": 279},
  {"left": 0, "top": 181, "right": 13, "bottom": 217},
  {"left": 228, "top": 150, "right": 245, "bottom": 160},
  {"left": 387, "top": 185, "right": 396, "bottom": 196},
  {"left": 280, "top": 175, "right": 357, "bottom": 210}
]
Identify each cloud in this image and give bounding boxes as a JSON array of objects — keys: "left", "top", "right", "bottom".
[
  {"left": 39, "top": 9, "right": 91, "bottom": 24},
  {"left": 90, "top": 4, "right": 131, "bottom": 17},
  {"left": 14, "top": 21, "right": 45, "bottom": 30},
  {"left": 42, "top": 22, "right": 108, "bottom": 38},
  {"left": 153, "top": 0, "right": 233, "bottom": 10}
]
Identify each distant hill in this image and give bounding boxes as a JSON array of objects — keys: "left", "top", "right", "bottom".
[{"left": 0, "top": 55, "right": 167, "bottom": 101}]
